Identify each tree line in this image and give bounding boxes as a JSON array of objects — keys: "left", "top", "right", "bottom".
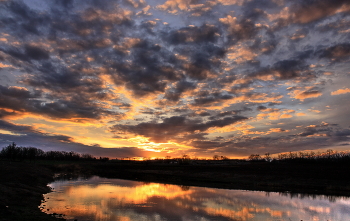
[
  {"left": 2, "top": 142, "right": 349, "bottom": 163},
  {"left": 0, "top": 142, "right": 109, "bottom": 161},
  {"left": 248, "top": 149, "right": 350, "bottom": 163}
]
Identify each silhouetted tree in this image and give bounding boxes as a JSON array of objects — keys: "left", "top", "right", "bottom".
[
  {"left": 0, "top": 142, "right": 21, "bottom": 161},
  {"left": 264, "top": 153, "right": 271, "bottom": 161},
  {"left": 249, "top": 154, "right": 262, "bottom": 161},
  {"left": 220, "top": 155, "right": 228, "bottom": 160},
  {"left": 182, "top": 154, "right": 190, "bottom": 159}
]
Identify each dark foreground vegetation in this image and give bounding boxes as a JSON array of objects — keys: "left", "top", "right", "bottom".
[
  {"left": 1, "top": 143, "right": 350, "bottom": 220},
  {"left": 0, "top": 161, "right": 60, "bottom": 221}
]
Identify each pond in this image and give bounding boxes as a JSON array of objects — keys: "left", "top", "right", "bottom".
[{"left": 41, "top": 176, "right": 350, "bottom": 221}]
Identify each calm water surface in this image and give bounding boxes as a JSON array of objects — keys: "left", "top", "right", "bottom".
[{"left": 42, "top": 176, "right": 350, "bottom": 221}]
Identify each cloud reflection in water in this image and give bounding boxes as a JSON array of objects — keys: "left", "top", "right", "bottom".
[{"left": 42, "top": 176, "right": 350, "bottom": 221}]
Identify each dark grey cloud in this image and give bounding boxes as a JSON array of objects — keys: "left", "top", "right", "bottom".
[
  {"left": 273, "top": 59, "right": 305, "bottom": 80},
  {"left": 165, "top": 24, "right": 221, "bottom": 45},
  {"left": 24, "top": 45, "right": 50, "bottom": 60},
  {"left": 250, "top": 56, "right": 317, "bottom": 84},
  {"left": 0, "top": 119, "right": 36, "bottom": 134},
  {"left": 0, "top": 85, "right": 39, "bottom": 118},
  {"left": 2, "top": 50, "right": 50, "bottom": 76},
  {"left": 223, "top": 18, "right": 259, "bottom": 44},
  {"left": 2, "top": 1, "right": 51, "bottom": 36},
  {"left": 111, "top": 115, "right": 248, "bottom": 143},
  {"left": 250, "top": 30, "right": 277, "bottom": 54},
  {"left": 0, "top": 83, "right": 114, "bottom": 120},
  {"left": 55, "top": 0, "right": 74, "bottom": 8},
  {"left": 296, "top": 123, "right": 350, "bottom": 143},
  {"left": 189, "top": 140, "right": 230, "bottom": 150},
  {"left": 292, "top": 0, "right": 350, "bottom": 24},
  {"left": 191, "top": 90, "right": 232, "bottom": 106},
  {"left": 164, "top": 80, "right": 196, "bottom": 102},
  {"left": 257, "top": 106, "right": 267, "bottom": 111},
  {"left": 319, "top": 43, "right": 350, "bottom": 60}
]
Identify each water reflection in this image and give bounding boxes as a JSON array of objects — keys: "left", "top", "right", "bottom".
[{"left": 42, "top": 176, "right": 350, "bottom": 221}]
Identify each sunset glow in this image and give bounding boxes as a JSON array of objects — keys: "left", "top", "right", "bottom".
[{"left": 0, "top": 0, "right": 349, "bottom": 159}]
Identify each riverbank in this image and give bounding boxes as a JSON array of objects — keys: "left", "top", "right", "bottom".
[{"left": 0, "top": 161, "right": 63, "bottom": 221}]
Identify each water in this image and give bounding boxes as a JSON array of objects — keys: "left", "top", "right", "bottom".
[{"left": 41, "top": 176, "right": 350, "bottom": 221}]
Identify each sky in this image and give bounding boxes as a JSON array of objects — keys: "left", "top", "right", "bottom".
[{"left": 0, "top": 0, "right": 349, "bottom": 159}]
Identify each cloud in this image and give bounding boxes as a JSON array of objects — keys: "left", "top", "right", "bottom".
[
  {"left": 111, "top": 115, "right": 248, "bottom": 143},
  {"left": 331, "top": 88, "right": 350, "bottom": 95},
  {"left": 219, "top": 15, "right": 259, "bottom": 42},
  {"left": 272, "top": 59, "right": 306, "bottom": 80},
  {"left": 166, "top": 24, "right": 221, "bottom": 45},
  {"left": 297, "top": 122, "right": 335, "bottom": 137},
  {"left": 319, "top": 43, "right": 350, "bottom": 61},
  {"left": 0, "top": 82, "right": 117, "bottom": 121},
  {"left": 256, "top": 108, "right": 295, "bottom": 120},
  {"left": 288, "top": 87, "right": 323, "bottom": 101},
  {"left": 164, "top": 80, "right": 196, "bottom": 102},
  {"left": 292, "top": 0, "right": 350, "bottom": 24},
  {"left": 24, "top": 45, "right": 50, "bottom": 60},
  {"left": 0, "top": 0, "right": 349, "bottom": 158},
  {"left": 157, "top": 0, "right": 217, "bottom": 16}
]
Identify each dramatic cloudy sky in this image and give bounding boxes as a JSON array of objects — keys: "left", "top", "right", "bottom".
[{"left": 0, "top": 0, "right": 349, "bottom": 159}]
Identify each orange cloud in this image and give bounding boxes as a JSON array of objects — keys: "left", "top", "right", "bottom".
[
  {"left": 0, "top": 62, "right": 13, "bottom": 68},
  {"left": 157, "top": 0, "right": 216, "bottom": 15},
  {"left": 157, "top": 0, "right": 191, "bottom": 13},
  {"left": 242, "top": 130, "right": 266, "bottom": 135},
  {"left": 209, "top": 122, "right": 254, "bottom": 133},
  {"left": 288, "top": 87, "right": 322, "bottom": 101},
  {"left": 125, "top": 0, "right": 146, "bottom": 8},
  {"left": 280, "top": 113, "right": 293, "bottom": 119},
  {"left": 267, "top": 7, "right": 291, "bottom": 21},
  {"left": 269, "top": 128, "right": 289, "bottom": 133},
  {"left": 331, "top": 88, "right": 350, "bottom": 95},
  {"left": 227, "top": 45, "right": 257, "bottom": 64},
  {"left": 82, "top": 7, "right": 133, "bottom": 23},
  {"left": 308, "top": 109, "right": 321, "bottom": 113},
  {"left": 257, "top": 108, "right": 295, "bottom": 121},
  {"left": 218, "top": 0, "right": 247, "bottom": 6},
  {"left": 242, "top": 127, "right": 290, "bottom": 136}
]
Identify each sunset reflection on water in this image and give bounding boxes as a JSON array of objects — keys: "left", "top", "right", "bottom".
[{"left": 42, "top": 176, "right": 350, "bottom": 221}]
